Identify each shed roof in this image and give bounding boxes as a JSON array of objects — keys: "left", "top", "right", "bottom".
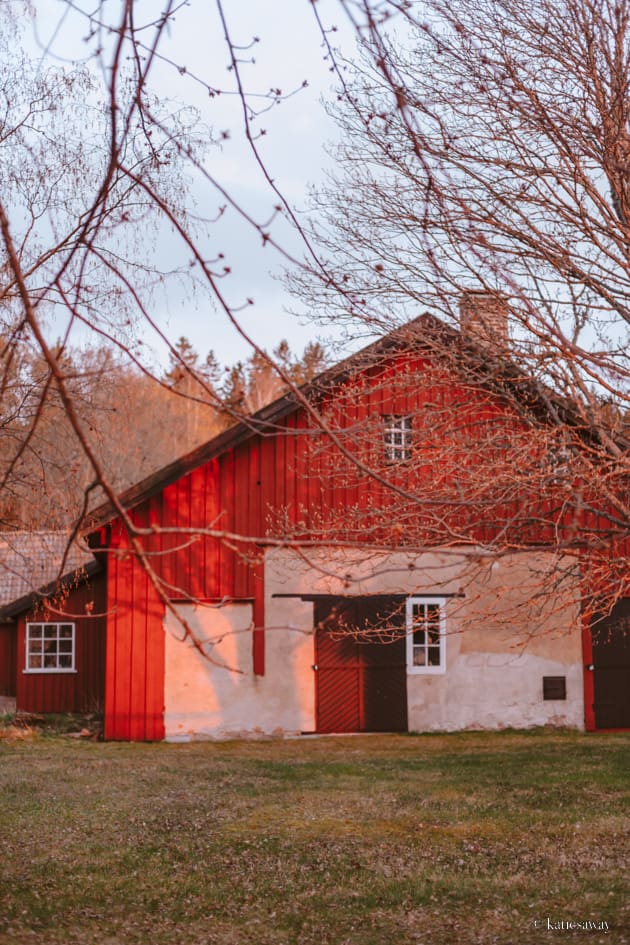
[{"left": 0, "top": 531, "right": 96, "bottom": 619}]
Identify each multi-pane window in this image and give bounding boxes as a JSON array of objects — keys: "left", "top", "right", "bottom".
[
  {"left": 383, "top": 415, "right": 412, "bottom": 462},
  {"left": 406, "top": 598, "right": 445, "bottom": 674},
  {"left": 25, "top": 622, "right": 75, "bottom": 672}
]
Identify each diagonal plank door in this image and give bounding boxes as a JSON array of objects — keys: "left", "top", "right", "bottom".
[{"left": 315, "top": 597, "right": 407, "bottom": 733}]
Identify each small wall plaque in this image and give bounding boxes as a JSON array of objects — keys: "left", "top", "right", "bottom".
[{"left": 543, "top": 675, "right": 566, "bottom": 700}]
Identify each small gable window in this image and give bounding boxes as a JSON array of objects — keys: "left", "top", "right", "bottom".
[
  {"left": 383, "top": 415, "right": 412, "bottom": 462},
  {"left": 406, "top": 598, "right": 446, "bottom": 674},
  {"left": 25, "top": 622, "right": 75, "bottom": 673}
]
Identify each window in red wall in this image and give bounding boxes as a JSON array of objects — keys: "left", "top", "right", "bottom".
[
  {"left": 383, "top": 415, "right": 412, "bottom": 462},
  {"left": 25, "top": 622, "right": 75, "bottom": 672}
]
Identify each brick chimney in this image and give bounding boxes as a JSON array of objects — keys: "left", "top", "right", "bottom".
[{"left": 459, "top": 290, "right": 509, "bottom": 348}]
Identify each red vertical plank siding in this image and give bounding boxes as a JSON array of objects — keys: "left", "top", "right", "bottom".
[
  {"left": 189, "top": 466, "right": 205, "bottom": 601},
  {"left": 128, "top": 504, "right": 150, "bottom": 742},
  {"left": 233, "top": 444, "right": 250, "bottom": 599},
  {"left": 294, "top": 409, "right": 309, "bottom": 533},
  {"left": 248, "top": 439, "right": 261, "bottom": 536},
  {"left": 159, "top": 481, "right": 179, "bottom": 596},
  {"left": 255, "top": 432, "right": 282, "bottom": 675},
  {"left": 104, "top": 520, "right": 165, "bottom": 741},
  {"left": 285, "top": 413, "right": 297, "bottom": 528},
  {"left": 274, "top": 418, "right": 286, "bottom": 516},
  {"left": 105, "top": 534, "right": 132, "bottom": 740},
  {"left": 374, "top": 364, "right": 388, "bottom": 526},
  {"left": 174, "top": 475, "right": 192, "bottom": 597},
  {"left": 356, "top": 375, "right": 373, "bottom": 523},
  {"left": 74, "top": 571, "right": 107, "bottom": 711},
  {"left": 140, "top": 552, "right": 166, "bottom": 741},
  {"left": 220, "top": 449, "right": 236, "bottom": 597},
  {"left": 205, "top": 458, "right": 221, "bottom": 598},
  {"left": 147, "top": 494, "right": 163, "bottom": 586},
  {"left": 291, "top": 412, "right": 302, "bottom": 528},
  {"left": 305, "top": 409, "right": 319, "bottom": 533},
  {"left": 247, "top": 440, "right": 260, "bottom": 599},
  {"left": 250, "top": 438, "right": 265, "bottom": 675},
  {"left": 15, "top": 572, "right": 106, "bottom": 714},
  {"left": 105, "top": 539, "right": 121, "bottom": 739},
  {"left": 343, "top": 382, "right": 360, "bottom": 533}
]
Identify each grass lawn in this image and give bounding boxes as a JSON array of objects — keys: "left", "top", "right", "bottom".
[{"left": 0, "top": 730, "right": 628, "bottom": 945}]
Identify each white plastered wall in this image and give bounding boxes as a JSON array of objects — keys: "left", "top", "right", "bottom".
[
  {"left": 265, "top": 546, "right": 585, "bottom": 733},
  {"left": 163, "top": 546, "right": 584, "bottom": 739},
  {"left": 163, "top": 598, "right": 314, "bottom": 741}
]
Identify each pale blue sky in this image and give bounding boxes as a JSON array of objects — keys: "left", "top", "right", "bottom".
[{"left": 28, "top": 1, "right": 361, "bottom": 368}]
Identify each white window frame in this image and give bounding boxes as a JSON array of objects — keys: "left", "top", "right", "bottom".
[
  {"left": 406, "top": 597, "right": 446, "bottom": 674},
  {"left": 24, "top": 622, "right": 76, "bottom": 674},
  {"left": 383, "top": 415, "right": 412, "bottom": 462}
]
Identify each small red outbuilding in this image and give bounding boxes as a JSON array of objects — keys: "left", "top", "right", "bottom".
[{"left": 0, "top": 532, "right": 106, "bottom": 715}]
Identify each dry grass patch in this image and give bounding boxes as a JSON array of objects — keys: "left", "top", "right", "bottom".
[
  {"left": 0, "top": 731, "right": 628, "bottom": 945},
  {"left": 0, "top": 724, "right": 38, "bottom": 742}
]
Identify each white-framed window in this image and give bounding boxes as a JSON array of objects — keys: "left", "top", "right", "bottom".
[
  {"left": 25, "top": 622, "right": 76, "bottom": 673},
  {"left": 383, "top": 415, "right": 412, "bottom": 462},
  {"left": 406, "top": 598, "right": 446, "bottom": 674}
]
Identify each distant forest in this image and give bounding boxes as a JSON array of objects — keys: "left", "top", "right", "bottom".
[{"left": 0, "top": 336, "right": 327, "bottom": 530}]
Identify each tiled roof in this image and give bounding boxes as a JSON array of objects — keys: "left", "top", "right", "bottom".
[{"left": 0, "top": 532, "right": 94, "bottom": 609}]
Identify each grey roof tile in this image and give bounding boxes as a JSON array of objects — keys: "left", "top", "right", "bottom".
[{"left": 0, "top": 532, "right": 93, "bottom": 608}]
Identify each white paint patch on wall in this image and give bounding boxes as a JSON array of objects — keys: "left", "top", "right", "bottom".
[
  {"left": 163, "top": 600, "right": 315, "bottom": 741},
  {"left": 406, "top": 650, "right": 584, "bottom": 732}
]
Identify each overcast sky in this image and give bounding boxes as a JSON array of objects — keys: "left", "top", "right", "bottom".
[{"left": 28, "top": 1, "right": 361, "bottom": 368}]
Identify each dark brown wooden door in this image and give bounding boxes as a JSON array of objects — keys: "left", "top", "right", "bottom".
[
  {"left": 0, "top": 625, "right": 16, "bottom": 697},
  {"left": 314, "top": 597, "right": 407, "bottom": 733},
  {"left": 592, "top": 598, "right": 630, "bottom": 729}
]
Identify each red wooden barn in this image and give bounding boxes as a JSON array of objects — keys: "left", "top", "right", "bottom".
[{"left": 78, "top": 311, "right": 630, "bottom": 741}]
